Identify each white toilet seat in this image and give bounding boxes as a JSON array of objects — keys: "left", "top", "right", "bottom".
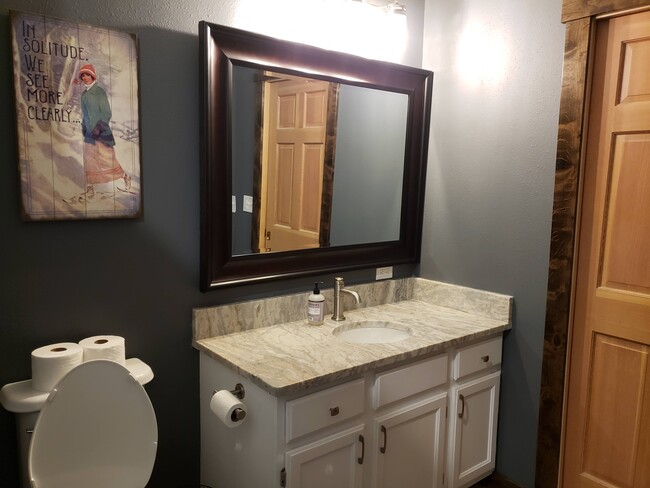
[{"left": 29, "top": 360, "right": 157, "bottom": 488}]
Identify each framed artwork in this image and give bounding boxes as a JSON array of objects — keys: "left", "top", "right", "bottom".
[{"left": 10, "top": 11, "right": 142, "bottom": 221}]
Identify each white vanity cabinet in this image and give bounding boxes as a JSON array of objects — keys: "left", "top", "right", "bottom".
[
  {"left": 199, "top": 353, "right": 368, "bottom": 488},
  {"left": 284, "top": 355, "right": 449, "bottom": 488},
  {"left": 447, "top": 336, "right": 502, "bottom": 488},
  {"left": 371, "top": 355, "right": 448, "bottom": 488},
  {"left": 284, "top": 379, "right": 366, "bottom": 488},
  {"left": 199, "top": 335, "right": 503, "bottom": 488}
]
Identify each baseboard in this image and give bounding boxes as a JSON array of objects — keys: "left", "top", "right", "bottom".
[{"left": 472, "top": 472, "right": 523, "bottom": 488}]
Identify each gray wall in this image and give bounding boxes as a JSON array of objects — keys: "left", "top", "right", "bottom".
[
  {"left": 0, "top": 0, "right": 566, "bottom": 486},
  {"left": 231, "top": 66, "right": 258, "bottom": 255},
  {"left": 331, "top": 85, "right": 407, "bottom": 246},
  {"left": 0, "top": 1, "right": 421, "bottom": 487},
  {"left": 421, "top": 0, "right": 565, "bottom": 486}
]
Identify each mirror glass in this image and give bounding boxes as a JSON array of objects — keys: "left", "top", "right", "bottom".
[
  {"left": 231, "top": 65, "right": 408, "bottom": 256},
  {"left": 200, "top": 22, "right": 433, "bottom": 290}
]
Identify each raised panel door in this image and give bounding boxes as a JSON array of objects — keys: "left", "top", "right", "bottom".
[
  {"left": 373, "top": 393, "right": 447, "bottom": 488},
  {"left": 285, "top": 424, "right": 365, "bottom": 488},
  {"left": 563, "top": 11, "right": 650, "bottom": 487},
  {"left": 448, "top": 371, "right": 500, "bottom": 488}
]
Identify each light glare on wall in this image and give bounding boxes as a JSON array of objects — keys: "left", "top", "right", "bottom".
[
  {"left": 233, "top": 0, "right": 407, "bottom": 63},
  {"left": 456, "top": 22, "right": 510, "bottom": 88}
]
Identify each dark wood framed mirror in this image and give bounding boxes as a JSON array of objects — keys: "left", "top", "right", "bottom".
[{"left": 199, "top": 22, "right": 433, "bottom": 290}]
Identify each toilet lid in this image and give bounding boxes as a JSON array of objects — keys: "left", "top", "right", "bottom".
[{"left": 29, "top": 360, "right": 157, "bottom": 488}]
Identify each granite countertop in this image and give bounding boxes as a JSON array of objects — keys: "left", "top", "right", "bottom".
[{"left": 194, "top": 292, "right": 512, "bottom": 396}]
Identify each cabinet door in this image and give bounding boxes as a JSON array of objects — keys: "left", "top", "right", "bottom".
[
  {"left": 448, "top": 371, "right": 500, "bottom": 488},
  {"left": 373, "top": 393, "right": 447, "bottom": 488},
  {"left": 285, "top": 425, "right": 365, "bottom": 488}
]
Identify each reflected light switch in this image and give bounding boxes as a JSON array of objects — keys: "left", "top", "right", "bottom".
[
  {"left": 243, "top": 195, "right": 253, "bottom": 213},
  {"left": 232, "top": 195, "right": 236, "bottom": 213}
]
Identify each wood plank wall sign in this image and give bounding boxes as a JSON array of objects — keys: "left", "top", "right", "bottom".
[{"left": 10, "top": 11, "right": 142, "bottom": 221}]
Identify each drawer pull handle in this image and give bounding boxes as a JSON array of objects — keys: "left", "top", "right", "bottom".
[
  {"left": 458, "top": 394, "right": 465, "bottom": 419},
  {"left": 380, "top": 425, "right": 387, "bottom": 454},
  {"left": 329, "top": 406, "right": 340, "bottom": 416},
  {"left": 481, "top": 355, "right": 490, "bottom": 363},
  {"left": 358, "top": 435, "right": 365, "bottom": 464}
]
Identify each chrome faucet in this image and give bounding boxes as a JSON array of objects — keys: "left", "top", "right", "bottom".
[{"left": 332, "top": 277, "right": 361, "bottom": 321}]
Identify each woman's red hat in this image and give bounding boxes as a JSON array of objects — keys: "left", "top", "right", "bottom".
[{"left": 78, "top": 64, "right": 96, "bottom": 80}]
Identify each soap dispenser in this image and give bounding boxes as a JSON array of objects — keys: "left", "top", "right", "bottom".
[{"left": 307, "top": 282, "right": 325, "bottom": 325}]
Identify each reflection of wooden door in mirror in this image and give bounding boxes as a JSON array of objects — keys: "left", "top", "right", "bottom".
[{"left": 258, "top": 75, "right": 337, "bottom": 252}]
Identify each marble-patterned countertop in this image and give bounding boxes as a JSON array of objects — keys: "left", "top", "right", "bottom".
[{"left": 194, "top": 296, "right": 511, "bottom": 396}]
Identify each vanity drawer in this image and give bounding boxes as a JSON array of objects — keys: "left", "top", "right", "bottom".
[
  {"left": 373, "top": 354, "right": 448, "bottom": 409},
  {"left": 453, "top": 336, "right": 502, "bottom": 380},
  {"left": 285, "top": 379, "right": 365, "bottom": 442}
]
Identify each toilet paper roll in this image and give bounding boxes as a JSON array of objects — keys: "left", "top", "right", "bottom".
[
  {"left": 210, "top": 390, "right": 247, "bottom": 428},
  {"left": 79, "top": 335, "right": 126, "bottom": 365},
  {"left": 31, "top": 343, "right": 84, "bottom": 392}
]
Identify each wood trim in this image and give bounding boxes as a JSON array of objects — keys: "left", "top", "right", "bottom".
[
  {"left": 251, "top": 74, "right": 264, "bottom": 254},
  {"left": 535, "top": 16, "right": 592, "bottom": 488},
  {"left": 562, "top": 0, "right": 650, "bottom": 23},
  {"left": 319, "top": 82, "right": 339, "bottom": 248}
]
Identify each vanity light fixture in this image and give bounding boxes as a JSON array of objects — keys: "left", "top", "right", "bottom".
[
  {"left": 234, "top": 0, "right": 407, "bottom": 62},
  {"left": 358, "top": 0, "right": 407, "bottom": 15},
  {"left": 386, "top": 1, "right": 407, "bottom": 15}
]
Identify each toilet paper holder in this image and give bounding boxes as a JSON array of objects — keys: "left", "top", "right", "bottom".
[
  {"left": 229, "top": 383, "right": 245, "bottom": 399},
  {"left": 213, "top": 383, "right": 245, "bottom": 400},
  {"left": 212, "top": 383, "right": 246, "bottom": 423}
]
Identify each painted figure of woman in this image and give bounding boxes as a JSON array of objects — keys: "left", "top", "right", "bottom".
[{"left": 66, "top": 64, "right": 130, "bottom": 202}]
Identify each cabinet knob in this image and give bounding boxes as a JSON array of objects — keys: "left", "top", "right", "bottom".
[
  {"left": 329, "top": 406, "right": 340, "bottom": 416},
  {"left": 481, "top": 355, "right": 490, "bottom": 363}
]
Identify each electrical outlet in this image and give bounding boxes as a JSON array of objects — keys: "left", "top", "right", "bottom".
[
  {"left": 376, "top": 266, "right": 393, "bottom": 280},
  {"left": 243, "top": 195, "right": 253, "bottom": 213}
]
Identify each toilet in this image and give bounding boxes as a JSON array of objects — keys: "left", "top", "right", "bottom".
[{"left": 0, "top": 359, "right": 157, "bottom": 488}]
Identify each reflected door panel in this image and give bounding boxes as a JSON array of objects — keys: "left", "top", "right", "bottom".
[{"left": 263, "top": 76, "right": 329, "bottom": 252}]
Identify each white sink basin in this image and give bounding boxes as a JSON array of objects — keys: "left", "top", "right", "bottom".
[{"left": 332, "top": 321, "right": 412, "bottom": 344}]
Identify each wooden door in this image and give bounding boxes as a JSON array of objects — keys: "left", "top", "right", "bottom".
[
  {"left": 262, "top": 76, "right": 329, "bottom": 252},
  {"left": 373, "top": 394, "right": 447, "bottom": 488},
  {"left": 562, "top": 10, "right": 650, "bottom": 488}
]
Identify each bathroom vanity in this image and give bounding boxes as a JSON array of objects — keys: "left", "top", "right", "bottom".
[
  {"left": 194, "top": 278, "right": 511, "bottom": 488},
  {"left": 194, "top": 24, "right": 505, "bottom": 488}
]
